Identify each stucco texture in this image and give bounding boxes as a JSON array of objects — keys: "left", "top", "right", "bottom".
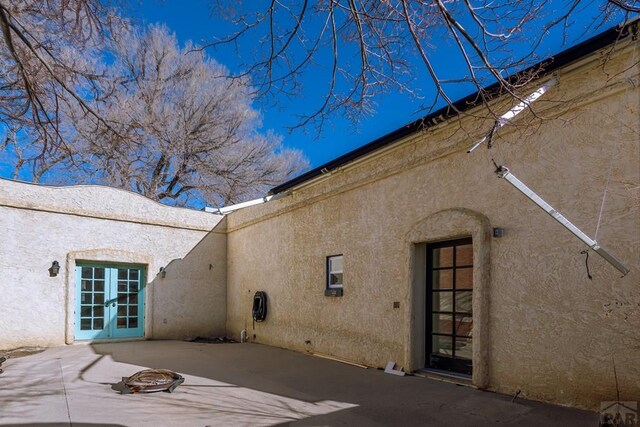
[
  {"left": 225, "top": 40, "right": 640, "bottom": 409},
  {"left": 0, "top": 31, "right": 637, "bottom": 413},
  {"left": 0, "top": 180, "right": 226, "bottom": 349}
]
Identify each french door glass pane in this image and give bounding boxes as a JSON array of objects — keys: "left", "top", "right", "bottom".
[
  {"left": 455, "top": 338, "right": 473, "bottom": 360},
  {"left": 432, "top": 291, "right": 453, "bottom": 312},
  {"left": 455, "top": 291, "right": 473, "bottom": 313},
  {"left": 432, "top": 314, "right": 453, "bottom": 334},
  {"left": 81, "top": 267, "right": 92, "bottom": 279},
  {"left": 94, "top": 293, "right": 104, "bottom": 305},
  {"left": 456, "top": 244, "right": 473, "bottom": 266},
  {"left": 454, "top": 314, "right": 473, "bottom": 338},
  {"left": 94, "top": 306, "right": 104, "bottom": 317},
  {"left": 456, "top": 268, "right": 473, "bottom": 289},
  {"left": 432, "top": 247, "right": 453, "bottom": 268},
  {"left": 431, "top": 269, "right": 453, "bottom": 289},
  {"left": 94, "top": 280, "right": 104, "bottom": 292},
  {"left": 432, "top": 335, "right": 453, "bottom": 356}
]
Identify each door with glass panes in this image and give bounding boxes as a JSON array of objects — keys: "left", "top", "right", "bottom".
[
  {"left": 426, "top": 238, "right": 473, "bottom": 375},
  {"left": 75, "top": 264, "right": 145, "bottom": 340}
]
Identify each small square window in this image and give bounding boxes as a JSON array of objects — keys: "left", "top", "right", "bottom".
[{"left": 326, "top": 255, "right": 344, "bottom": 296}]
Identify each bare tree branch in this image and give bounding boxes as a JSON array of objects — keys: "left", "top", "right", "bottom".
[
  {"left": 52, "top": 25, "right": 308, "bottom": 206},
  {"left": 0, "top": 0, "right": 128, "bottom": 163},
  {"left": 208, "top": 1, "right": 635, "bottom": 133},
  {"left": 608, "top": 0, "right": 640, "bottom": 13}
]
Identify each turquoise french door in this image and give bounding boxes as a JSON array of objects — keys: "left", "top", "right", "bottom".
[{"left": 75, "top": 264, "right": 145, "bottom": 340}]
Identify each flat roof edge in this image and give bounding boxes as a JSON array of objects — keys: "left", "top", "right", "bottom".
[{"left": 270, "top": 19, "right": 638, "bottom": 195}]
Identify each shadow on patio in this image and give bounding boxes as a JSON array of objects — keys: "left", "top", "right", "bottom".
[
  {"left": 0, "top": 340, "right": 598, "bottom": 426},
  {"left": 0, "top": 341, "right": 355, "bottom": 427},
  {"left": 90, "top": 340, "right": 597, "bottom": 426}
]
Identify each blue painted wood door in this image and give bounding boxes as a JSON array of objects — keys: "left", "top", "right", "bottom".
[{"left": 75, "top": 264, "right": 145, "bottom": 340}]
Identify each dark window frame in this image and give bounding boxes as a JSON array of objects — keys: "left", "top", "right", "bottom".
[
  {"left": 426, "top": 237, "right": 473, "bottom": 376},
  {"left": 325, "top": 254, "right": 344, "bottom": 297}
]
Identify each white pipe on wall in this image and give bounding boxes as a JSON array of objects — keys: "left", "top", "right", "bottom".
[
  {"left": 206, "top": 193, "right": 286, "bottom": 215},
  {"left": 496, "top": 165, "right": 630, "bottom": 276},
  {"left": 467, "top": 78, "right": 558, "bottom": 153}
]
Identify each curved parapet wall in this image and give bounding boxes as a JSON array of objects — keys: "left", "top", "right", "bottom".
[
  {"left": 0, "top": 178, "right": 227, "bottom": 350},
  {"left": 0, "top": 178, "right": 222, "bottom": 231}
]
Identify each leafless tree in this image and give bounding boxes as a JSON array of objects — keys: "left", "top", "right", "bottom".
[
  {"left": 207, "top": 1, "right": 638, "bottom": 133},
  {"left": 2, "top": 1, "right": 635, "bottom": 205},
  {"left": 0, "top": 2, "right": 306, "bottom": 207},
  {"left": 0, "top": 0, "right": 127, "bottom": 169},
  {"left": 62, "top": 25, "right": 307, "bottom": 207}
]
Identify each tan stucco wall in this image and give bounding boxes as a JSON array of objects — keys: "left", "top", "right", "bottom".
[
  {"left": 0, "top": 179, "right": 226, "bottom": 349},
  {"left": 151, "top": 220, "right": 227, "bottom": 339},
  {"left": 225, "top": 40, "right": 640, "bottom": 409}
]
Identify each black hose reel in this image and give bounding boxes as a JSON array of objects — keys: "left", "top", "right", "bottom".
[{"left": 252, "top": 291, "right": 267, "bottom": 322}]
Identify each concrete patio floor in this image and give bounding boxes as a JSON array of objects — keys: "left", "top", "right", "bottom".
[{"left": 0, "top": 340, "right": 596, "bottom": 426}]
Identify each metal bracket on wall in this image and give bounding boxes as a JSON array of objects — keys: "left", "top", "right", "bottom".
[{"left": 496, "top": 165, "right": 629, "bottom": 276}]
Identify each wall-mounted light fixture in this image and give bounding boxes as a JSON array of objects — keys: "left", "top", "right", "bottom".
[
  {"left": 159, "top": 266, "right": 166, "bottom": 278},
  {"left": 49, "top": 261, "right": 60, "bottom": 277},
  {"left": 493, "top": 227, "right": 505, "bottom": 238}
]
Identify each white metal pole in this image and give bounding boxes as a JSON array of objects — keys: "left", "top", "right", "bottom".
[
  {"left": 215, "top": 194, "right": 280, "bottom": 215},
  {"left": 468, "top": 78, "right": 557, "bottom": 153},
  {"left": 496, "top": 165, "right": 629, "bottom": 276}
]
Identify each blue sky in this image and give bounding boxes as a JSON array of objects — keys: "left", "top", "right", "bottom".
[
  {"left": 0, "top": 2, "right": 628, "bottom": 181},
  {"left": 133, "top": 1, "right": 624, "bottom": 168}
]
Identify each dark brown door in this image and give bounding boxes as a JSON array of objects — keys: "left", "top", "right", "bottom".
[{"left": 426, "top": 238, "right": 473, "bottom": 375}]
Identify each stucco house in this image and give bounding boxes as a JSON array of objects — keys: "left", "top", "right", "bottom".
[{"left": 1, "top": 20, "right": 638, "bottom": 410}]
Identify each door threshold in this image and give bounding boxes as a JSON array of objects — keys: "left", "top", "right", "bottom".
[
  {"left": 72, "top": 337, "right": 146, "bottom": 345},
  {"left": 415, "top": 368, "right": 475, "bottom": 387}
]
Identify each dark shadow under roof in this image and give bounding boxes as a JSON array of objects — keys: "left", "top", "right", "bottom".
[{"left": 270, "top": 19, "right": 637, "bottom": 195}]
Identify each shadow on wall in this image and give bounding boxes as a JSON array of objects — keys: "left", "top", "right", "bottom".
[{"left": 149, "top": 217, "right": 227, "bottom": 340}]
